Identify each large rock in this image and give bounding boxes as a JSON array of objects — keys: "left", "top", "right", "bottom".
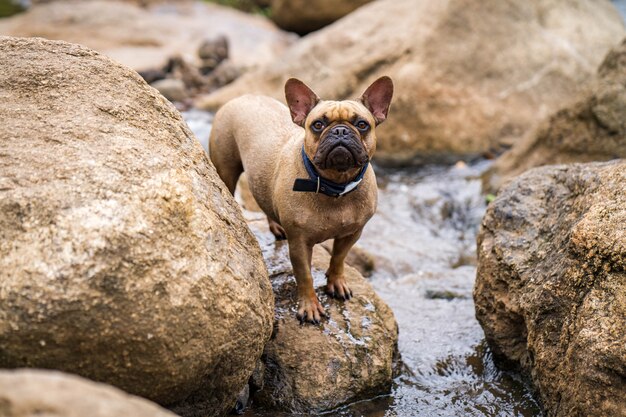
[
  {"left": 270, "top": 0, "right": 372, "bottom": 35},
  {"left": 484, "top": 38, "right": 626, "bottom": 192},
  {"left": 474, "top": 161, "right": 626, "bottom": 416},
  {"left": 0, "top": 0, "right": 295, "bottom": 72},
  {"left": 0, "top": 369, "right": 178, "bottom": 417},
  {"left": 0, "top": 37, "right": 274, "bottom": 417},
  {"left": 246, "top": 217, "right": 398, "bottom": 413},
  {"left": 198, "top": 0, "right": 625, "bottom": 165}
]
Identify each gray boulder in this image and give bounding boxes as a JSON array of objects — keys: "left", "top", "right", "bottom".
[{"left": 475, "top": 161, "right": 626, "bottom": 417}]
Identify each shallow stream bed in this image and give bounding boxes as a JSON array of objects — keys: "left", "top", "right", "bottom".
[{"left": 184, "top": 111, "right": 540, "bottom": 417}]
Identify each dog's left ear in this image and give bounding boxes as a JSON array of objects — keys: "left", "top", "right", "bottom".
[
  {"left": 359, "top": 76, "right": 394, "bottom": 125},
  {"left": 285, "top": 78, "right": 320, "bottom": 127}
]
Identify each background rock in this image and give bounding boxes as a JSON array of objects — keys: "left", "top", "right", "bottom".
[
  {"left": 0, "top": 369, "right": 178, "bottom": 417},
  {"left": 246, "top": 217, "right": 398, "bottom": 413},
  {"left": 0, "top": 0, "right": 295, "bottom": 72},
  {"left": 198, "top": 0, "right": 625, "bottom": 165},
  {"left": 484, "top": 38, "right": 626, "bottom": 192},
  {"left": 151, "top": 78, "right": 188, "bottom": 102},
  {"left": 474, "top": 161, "right": 626, "bottom": 417},
  {"left": 270, "top": 0, "right": 372, "bottom": 35},
  {"left": 0, "top": 36, "right": 273, "bottom": 417}
]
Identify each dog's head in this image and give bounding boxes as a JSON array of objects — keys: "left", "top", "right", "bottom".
[{"left": 285, "top": 76, "right": 393, "bottom": 173}]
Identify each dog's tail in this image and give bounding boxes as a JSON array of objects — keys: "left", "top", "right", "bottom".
[{"left": 209, "top": 102, "right": 244, "bottom": 195}]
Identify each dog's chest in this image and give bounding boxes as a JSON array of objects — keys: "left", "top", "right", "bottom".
[{"left": 308, "top": 199, "right": 374, "bottom": 241}]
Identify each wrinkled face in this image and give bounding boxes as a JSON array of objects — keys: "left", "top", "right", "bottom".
[{"left": 304, "top": 100, "right": 377, "bottom": 172}]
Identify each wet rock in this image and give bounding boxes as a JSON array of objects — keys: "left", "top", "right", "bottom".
[
  {"left": 270, "top": 0, "right": 372, "bottom": 35},
  {"left": 198, "top": 0, "right": 625, "bottom": 165},
  {"left": 474, "top": 161, "right": 626, "bottom": 417},
  {"left": 151, "top": 78, "right": 188, "bottom": 102},
  {"left": 0, "top": 37, "right": 273, "bottom": 417},
  {"left": 0, "top": 0, "right": 295, "bottom": 72},
  {"left": 484, "top": 38, "right": 626, "bottom": 192},
  {"left": 247, "top": 219, "right": 398, "bottom": 413},
  {"left": 0, "top": 369, "right": 178, "bottom": 417}
]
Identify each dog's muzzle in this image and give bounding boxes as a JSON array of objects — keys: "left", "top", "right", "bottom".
[{"left": 313, "top": 124, "right": 369, "bottom": 172}]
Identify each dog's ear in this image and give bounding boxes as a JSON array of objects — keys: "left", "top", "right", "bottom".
[
  {"left": 359, "top": 76, "right": 394, "bottom": 125},
  {"left": 285, "top": 78, "right": 320, "bottom": 127}
]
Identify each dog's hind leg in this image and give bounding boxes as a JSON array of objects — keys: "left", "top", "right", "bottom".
[{"left": 209, "top": 118, "right": 243, "bottom": 195}]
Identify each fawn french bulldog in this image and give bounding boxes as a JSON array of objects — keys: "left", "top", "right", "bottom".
[{"left": 209, "top": 76, "right": 393, "bottom": 323}]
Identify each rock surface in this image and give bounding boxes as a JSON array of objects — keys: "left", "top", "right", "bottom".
[
  {"left": 0, "top": 0, "right": 295, "bottom": 72},
  {"left": 246, "top": 216, "right": 398, "bottom": 413},
  {"left": 270, "top": 0, "right": 372, "bottom": 35},
  {"left": 0, "top": 37, "right": 273, "bottom": 417},
  {"left": 474, "top": 161, "right": 626, "bottom": 417},
  {"left": 198, "top": 0, "right": 625, "bottom": 165},
  {"left": 484, "top": 38, "right": 626, "bottom": 192},
  {"left": 0, "top": 369, "right": 178, "bottom": 417}
]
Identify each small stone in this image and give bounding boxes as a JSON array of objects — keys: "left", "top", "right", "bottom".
[{"left": 150, "top": 78, "right": 188, "bottom": 102}]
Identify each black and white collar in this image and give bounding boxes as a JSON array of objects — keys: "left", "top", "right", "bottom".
[{"left": 292, "top": 147, "right": 369, "bottom": 198}]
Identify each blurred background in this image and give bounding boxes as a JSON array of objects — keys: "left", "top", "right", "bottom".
[{"left": 1, "top": 1, "right": 624, "bottom": 416}]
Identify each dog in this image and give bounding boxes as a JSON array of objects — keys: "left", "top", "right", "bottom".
[{"left": 209, "top": 76, "right": 393, "bottom": 324}]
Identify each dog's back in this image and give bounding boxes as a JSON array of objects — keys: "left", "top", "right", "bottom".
[{"left": 209, "top": 95, "right": 298, "bottom": 192}]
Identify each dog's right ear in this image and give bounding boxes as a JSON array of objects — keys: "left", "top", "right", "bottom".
[{"left": 285, "top": 78, "right": 320, "bottom": 127}]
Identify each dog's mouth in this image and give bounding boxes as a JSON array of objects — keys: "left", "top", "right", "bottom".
[{"left": 313, "top": 138, "right": 368, "bottom": 172}]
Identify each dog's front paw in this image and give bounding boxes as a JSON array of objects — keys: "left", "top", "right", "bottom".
[
  {"left": 296, "top": 295, "right": 326, "bottom": 324},
  {"left": 325, "top": 276, "right": 353, "bottom": 301}
]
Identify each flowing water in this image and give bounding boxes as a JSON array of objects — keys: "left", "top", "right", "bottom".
[{"left": 183, "top": 111, "right": 541, "bottom": 417}]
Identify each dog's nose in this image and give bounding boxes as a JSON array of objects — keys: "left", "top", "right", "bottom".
[{"left": 331, "top": 125, "right": 350, "bottom": 137}]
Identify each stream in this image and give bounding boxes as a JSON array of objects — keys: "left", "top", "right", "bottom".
[{"left": 182, "top": 110, "right": 541, "bottom": 417}]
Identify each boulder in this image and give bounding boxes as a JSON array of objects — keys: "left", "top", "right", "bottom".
[
  {"left": 246, "top": 218, "right": 398, "bottom": 413},
  {"left": 198, "top": 0, "right": 625, "bottom": 165},
  {"left": 0, "top": 0, "right": 295, "bottom": 72},
  {"left": 270, "top": 0, "right": 372, "bottom": 35},
  {"left": 0, "top": 37, "right": 274, "bottom": 417},
  {"left": 0, "top": 369, "right": 178, "bottom": 417},
  {"left": 484, "top": 38, "right": 626, "bottom": 192},
  {"left": 474, "top": 161, "right": 626, "bottom": 417}
]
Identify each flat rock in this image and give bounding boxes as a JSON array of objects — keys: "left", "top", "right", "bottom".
[
  {"left": 0, "top": 36, "right": 274, "bottom": 417},
  {"left": 198, "top": 0, "right": 625, "bottom": 165},
  {"left": 474, "top": 161, "right": 626, "bottom": 417},
  {"left": 0, "top": 369, "right": 178, "bottom": 417},
  {"left": 246, "top": 216, "right": 398, "bottom": 413},
  {"left": 0, "top": 0, "right": 295, "bottom": 72},
  {"left": 484, "top": 38, "right": 626, "bottom": 192}
]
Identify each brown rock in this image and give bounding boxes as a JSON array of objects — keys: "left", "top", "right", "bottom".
[
  {"left": 474, "top": 161, "right": 626, "bottom": 417},
  {"left": 270, "top": 0, "right": 372, "bottom": 35},
  {"left": 0, "top": 37, "right": 273, "bottom": 417},
  {"left": 0, "top": 369, "right": 178, "bottom": 417},
  {"left": 247, "top": 219, "right": 398, "bottom": 413},
  {"left": 484, "top": 38, "right": 626, "bottom": 192},
  {"left": 0, "top": 0, "right": 295, "bottom": 72},
  {"left": 198, "top": 0, "right": 625, "bottom": 165}
]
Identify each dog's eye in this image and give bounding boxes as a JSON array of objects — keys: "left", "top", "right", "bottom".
[
  {"left": 355, "top": 120, "right": 370, "bottom": 131},
  {"left": 311, "top": 120, "right": 325, "bottom": 133}
]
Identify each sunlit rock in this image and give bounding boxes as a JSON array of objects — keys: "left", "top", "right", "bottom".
[{"left": 0, "top": 36, "right": 273, "bottom": 417}]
